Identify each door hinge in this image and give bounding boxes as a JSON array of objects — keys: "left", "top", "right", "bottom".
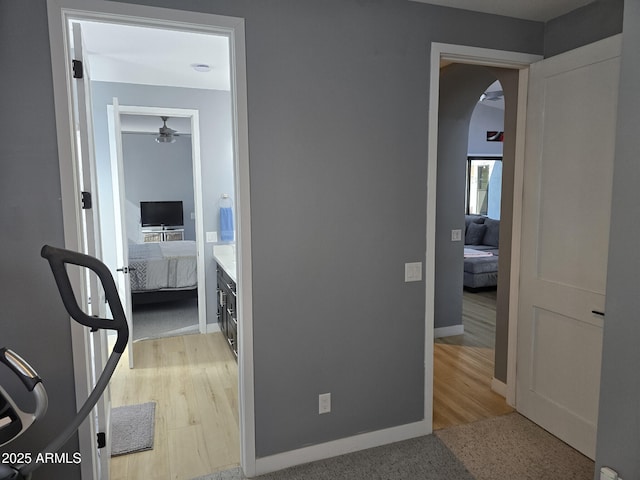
[
  {"left": 73, "top": 59, "right": 83, "bottom": 79},
  {"left": 81, "top": 191, "right": 92, "bottom": 210},
  {"left": 97, "top": 431, "right": 106, "bottom": 449}
]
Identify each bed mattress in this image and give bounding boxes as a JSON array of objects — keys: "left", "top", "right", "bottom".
[{"left": 128, "top": 241, "right": 197, "bottom": 292}]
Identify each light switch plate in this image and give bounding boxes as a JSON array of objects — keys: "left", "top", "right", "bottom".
[
  {"left": 319, "top": 393, "right": 331, "bottom": 414},
  {"left": 451, "top": 229, "right": 462, "bottom": 241},
  {"left": 405, "top": 262, "right": 422, "bottom": 282},
  {"left": 206, "top": 231, "right": 218, "bottom": 243}
]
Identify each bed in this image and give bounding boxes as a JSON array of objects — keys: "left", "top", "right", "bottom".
[{"left": 128, "top": 240, "right": 198, "bottom": 306}]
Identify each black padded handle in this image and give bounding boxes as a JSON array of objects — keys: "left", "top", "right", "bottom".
[
  {"left": 40, "top": 245, "right": 128, "bottom": 353},
  {"left": 0, "top": 348, "right": 41, "bottom": 392}
]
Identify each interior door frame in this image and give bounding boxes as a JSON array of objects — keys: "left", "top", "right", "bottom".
[
  {"left": 107, "top": 103, "right": 207, "bottom": 363},
  {"left": 426, "top": 43, "right": 542, "bottom": 423},
  {"left": 46, "top": 0, "right": 255, "bottom": 477}
]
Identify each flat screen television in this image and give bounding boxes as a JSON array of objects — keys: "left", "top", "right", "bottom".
[{"left": 140, "top": 201, "right": 184, "bottom": 227}]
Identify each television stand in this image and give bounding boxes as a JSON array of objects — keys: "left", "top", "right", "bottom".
[{"left": 142, "top": 227, "right": 184, "bottom": 242}]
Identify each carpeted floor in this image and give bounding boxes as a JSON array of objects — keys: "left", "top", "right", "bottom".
[
  {"left": 192, "top": 413, "right": 595, "bottom": 480},
  {"left": 192, "top": 435, "right": 473, "bottom": 480},
  {"left": 132, "top": 298, "right": 199, "bottom": 341},
  {"left": 435, "top": 413, "right": 594, "bottom": 480}
]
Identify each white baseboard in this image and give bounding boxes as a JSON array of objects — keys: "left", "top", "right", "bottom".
[
  {"left": 433, "top": 324, "right": 464, "bottom": 338},
  {"left": 253, "top": 420, "right": 430, "bottom": 476},
  {"left": 206, "top": 323, "right": 221, "bottom": 334},
  {"left": 491, "top": 377, "right": 507, "bottom": 398}
]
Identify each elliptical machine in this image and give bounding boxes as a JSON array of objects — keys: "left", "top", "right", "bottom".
[{"left": 0, "top": 245, "right": 129, "bottom": 480}]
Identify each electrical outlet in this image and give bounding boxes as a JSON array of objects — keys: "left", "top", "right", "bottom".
[
  {"left": 319, "top": 393, "right": 331, "bottom": 414},
  {"left": 451, "top": 229, "right": 462, "bottom": 241}
]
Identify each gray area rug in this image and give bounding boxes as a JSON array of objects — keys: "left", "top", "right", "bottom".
[
  {"left": 111, "top": 402, "right": 156, "bottom": 456},
  {"left": 436, "top": 413, "right": 595, "bottom": 480},
  {"left": 133, "top": 299, "right": 199, "bottom": 341},
  {"left": 191, "top": 435, "right": 473, "bottom": 480}
]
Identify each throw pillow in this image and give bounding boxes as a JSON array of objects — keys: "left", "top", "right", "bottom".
[
  {"left": 465, "top": 222, "right": 486, "bottom": 245},
  {"left": 483, "top": 217, "right": 500, "bottom": 247},
  {"left": 464, "top": 214, "right": 485, "bottom": 234}
]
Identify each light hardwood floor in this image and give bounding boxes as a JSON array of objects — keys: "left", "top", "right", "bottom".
[
  {"left": 433, "top": 289, "right": 513, "bottom": 430},
  {"left": 109, "top": 333, "right": 239, "bottom": 480}
]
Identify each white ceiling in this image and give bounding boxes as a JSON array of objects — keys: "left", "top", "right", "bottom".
[
  {"left": 410, "top": 0, "right": 596, "bottom": 21},
  {"left": 75, "top": 21, "right": 230, "bottom": 91}
]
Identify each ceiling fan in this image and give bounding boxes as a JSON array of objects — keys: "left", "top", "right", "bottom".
[
  {"left": 479, "top": 90, "right": 504, "bottom": 102},
  {"left": 155, "top": 116, "right": 179, "bottom": 144}
]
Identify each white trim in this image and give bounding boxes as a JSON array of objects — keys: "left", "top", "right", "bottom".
[
  {"left": 46, "top": 1, "right": 254, "bottom": 477},
  {"left": 427, "top": 42, "right": 542, "bottom": 429},
  {"left": 505, "top": 68, "right": 531, "bottom": 407},
  {"left": 206, "top": 322, "right": 221, "bottom": 334},
  {"left": 434, "top": 325, "right": 464, "bottom": 338},
  {"left": 254, "top": 420, "right": 429, "bottom": 476},
  {"left": 491, "top": 377, "right": 508, "bottom": 398},
  {"left": 229, "top": 19, "right": 257, "bottom": 475}
]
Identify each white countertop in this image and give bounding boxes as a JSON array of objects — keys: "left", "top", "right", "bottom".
[{"left": 213, "top": 244, "right": 237, "bottom": 283}]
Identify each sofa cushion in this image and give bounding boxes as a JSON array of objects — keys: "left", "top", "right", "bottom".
[
  {"left": 464, "top": 255, "right": 499, "bottom": 274},
  {"left": 483, "top": 217, "right": 500, "bottom": 247},
  {"left": 464, "top": 214, "right": 485, "bottom": 233},
  {"left": 465, "top": 222, "right": 486, "bottom": 245}
]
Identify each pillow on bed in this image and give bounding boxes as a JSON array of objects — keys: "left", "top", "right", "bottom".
[{"left": 465, "top": 222, "right": 487, "bottom": 245}]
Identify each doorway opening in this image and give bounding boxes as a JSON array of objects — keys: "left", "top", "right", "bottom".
[
  {"left": 424, "top": 43, "right": 542, "bottom": 434},
  {"left": 432, "top": 71, "right": 510, "bottom": 430},
  {"left": 47, "top": 1, "right": 254, "bottom": 478},
  {"left": 106, "top": 104, "right": 208, "bottom": 351},
  {"left": 86, "top": 21, "right": 238, "bottom": 478}
]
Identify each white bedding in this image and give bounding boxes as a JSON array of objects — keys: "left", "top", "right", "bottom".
[
  {"left": 128, "top": 241, "right": 197, "bottom": 292},
  {"left": 464, "top": 248, "right": 493, "bottom": 258}
]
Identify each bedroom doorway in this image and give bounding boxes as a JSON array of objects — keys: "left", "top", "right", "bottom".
[
  {"left": 47, "top": 1, "right": 255, "bottom": 476},
  {"left": 107, "top": 103, "right": 207, "bottom": 366}
]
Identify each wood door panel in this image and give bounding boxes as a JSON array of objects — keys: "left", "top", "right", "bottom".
[
  {"left": 516, "top": 35, "right": 621, "bottom": 460},
  {"left": 536, "top": 57, "right": 619, "bottom": 293},
  {"left": 529, "top": 307, "right": 603, "bottom": 422}
]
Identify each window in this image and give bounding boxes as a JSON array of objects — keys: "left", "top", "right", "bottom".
[{"left": 466, "top": 157, "right": 502, "bottom": 218}]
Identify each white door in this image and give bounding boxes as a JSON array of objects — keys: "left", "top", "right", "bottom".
[
  {"left": 517, "top": 35, "right": 621, "bottom": 459},
  {"left": 71, "top": 22, "right": 112, "bottom": 479},
  {"left": 108, "top": 98, "right": 135, "bottom": 368}
]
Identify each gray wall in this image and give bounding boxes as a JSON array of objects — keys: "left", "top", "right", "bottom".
[
  {"left": 595, "top": 0, "right": 640, "bottom": 478},
  {"left": 1, "top": 0, "right": 546, "bottom": 476},
  {"left": 122, "top": 133, "right": 196, "bottom": 241},
  {"left": 544, "top": 0, "right": 624, "bottom": 57},
  {"left": 90, "top": 81, "right": 233, "bottom": 327},
  {"left": 467, "top": 102, "right": 504, "bottom": 156},
  {"left": 0, "top": 1, "right": 82, "bottom": 478},
  {"left": 491, "top": 67, "right": 520, "bottom": 384},
  {"left": 232, "top": 2, "right": 541, "bottom": 457}
]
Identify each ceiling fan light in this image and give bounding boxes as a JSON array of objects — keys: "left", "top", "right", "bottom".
[{"left": 156, "top": 135, "right": 176, "bottom": 144}]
